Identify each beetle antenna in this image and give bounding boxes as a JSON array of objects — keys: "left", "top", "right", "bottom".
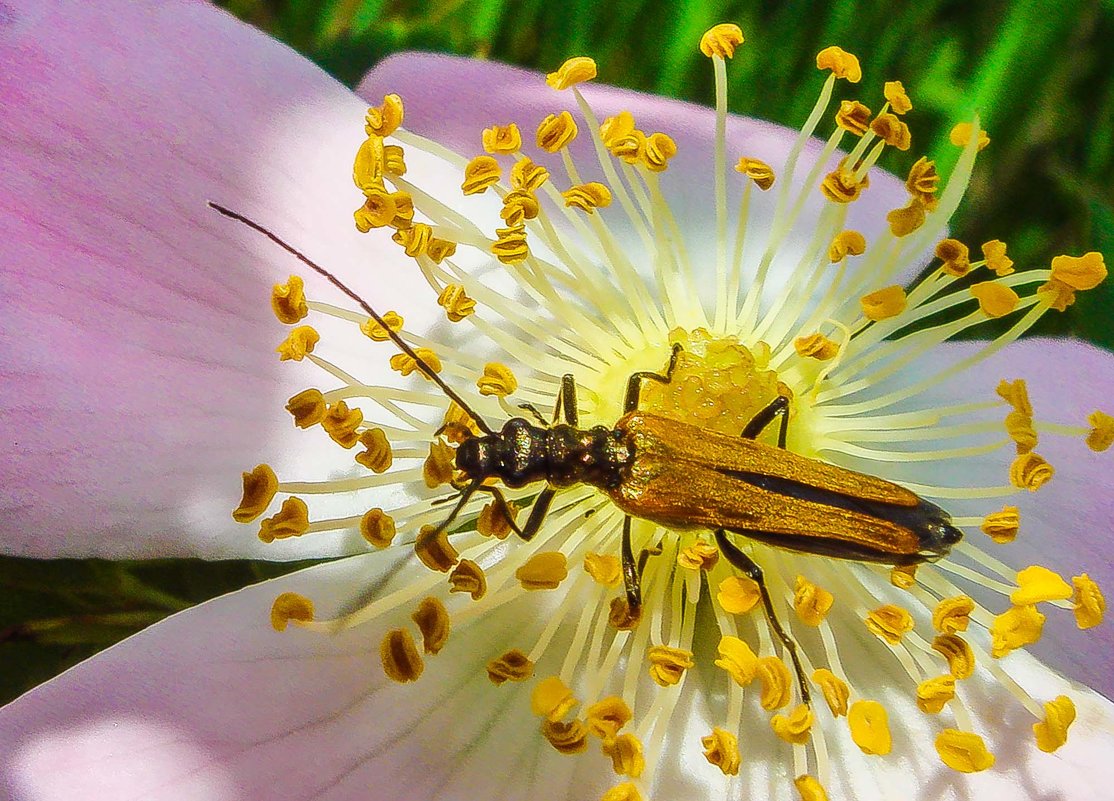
[{"left": 209, "top": 202, "right": 495, "bottom": 436}]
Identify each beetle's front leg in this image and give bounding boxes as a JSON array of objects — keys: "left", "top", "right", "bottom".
[
  {"left": 623, "top": 343, "right": 683, "bottom": 414},
  {"left": 741, "top": 394, "right": 790, "bottom": 449}
]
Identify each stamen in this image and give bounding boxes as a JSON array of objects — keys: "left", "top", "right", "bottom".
[
  {"left": 934, "top": 729, "right": 995, "bottom": 773},
  {"left": 380, "top": 627, "right": 424, "bottom": 682},
  {"left": 847, "top": 699, "right": 892, "bottom": 755},
  {"left": 1033, "top": 695, "right": 1076, "bottom": 752},
  {"left": 411, "top": 596, "right": 450, "bottom": 654},
  {"left": 233, "top": 464, "right": 278, "bottom": 523},
  {"left": 270, "top": 592, "right": 314, "bottom": 631}
]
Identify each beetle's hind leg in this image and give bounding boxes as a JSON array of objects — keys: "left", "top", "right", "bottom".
[
  {"left": 740, "top": 394, "right": 790, "bottom": 449},
  {"left": 714, "top": 528, "right": 812, "bottom": 708},
  {"left": 623, "top": 342, "right": 684, "bottom": 414},
  {"left": 621, "top": 516, "right": 641, "bottom": 620}
]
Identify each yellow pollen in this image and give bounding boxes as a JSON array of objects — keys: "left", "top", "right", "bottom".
[
  {"left": 820, "top": 160, "right": 870, "bottom": 203},
  {"left": 886, "top": 199, "right": 926, "bottom": 237},
  {"left": 642, "top": 131, "right": 678, "bottom": 172},
  {"left": 1086, "top": 410, "right": 1114, "bottom": 451},
  {"left": 771, "top": 703, "right": 815, "bottom": 744},
  {"left": 562, "top": 181, "right": 613, "bottom": 213},
  {"left": 811, "top": 668, "right": 849, "bottom": 717},
  {"left": 859, "top": 285, "right": 907, "bottom": 321},
  {"left": 275, "top": 325, "right": 319, "bottom": 362},
  {"left": 981, "top": 506, "right": 1020, "bottom": 544},
  {"left": 646, "top": 645, "right": 695, "bottom": 686},
  {"left": 715, "top": 635, "right": 759, "bottom": 687},
  {"left": 757, "top": 656, "right": 792, "bottom": 710},
  {"left": 949, "top": 122, "right": 990, "bottom": 151},
  {"left": 1004, "top": 410, "right": 1037, "bottom": 454},
  {"left": 583, "top": 552, "right": 623, "bottom": 586},
  {"left": 970, "top": 281, "right": 1020, "bottom": 318},
  {"left": 794, "top": 775, "right": 831, "bottom": 801},
  {"left": 233, "top": 464, "right": 278, "bottom": 523},
  {"left": 532, "top": 675, "right": 579, "bottom": 721},
  {"left": 380, "top": 627, "right": 424, "bottom": 683},
  {"left": 474, "top": 362, "right": 517, "bottom": 397},
  {"left": 865, "top": 604, "right": 914, "bottom": 645},
  {"left": 609, "top": 128, "right": 647, "bottom": 163},
  {"left": 884, "top": 80, "right": 912, "bottom": 114},
  {"left": 383, "top": 143, "right": 406, "bottom": 176},
  {"left": 500, "top": 189, "right": 541, "bottom": 226},
  {"left": 536, "top": 111, "right": 579, "bottom": 152},
  {"left": 932, "top": 634, "right": 975, "bottom": 679},
  {"left": 461, "top": 155, "right": 502, "bottom": 195},
  {"left": 828, "top": 230, "right": 867, "bottom": 262},
  {"left": 717, "top": 575, "right": 760, "bottom": 614},
  {"left": 285, "top": 388, "right": 326, "bottom": 429},
  {"left": 1033, "top": 695, "right": 1076, "bottom": 753},
  {"left": 492, "top": 224, "right": 530, "bottom": 264},
  {"left": 1037, "top": 278, "right": 1078, "bottom": 311},
  {"left": 602, "top": 733, "right": 645, "bottom": 777},
  {"left": 271, "top": 274, "right": 308, "bottom": 324},
  {"left": 360, "top": 309, "right": 403, "bottom": 341},
  {"left": 793, "top": 575, "right": 835, "bottom": 625},
  {"left": 935, "top": 729, "right": 995, "bottom": 773},
  {"left": 816, "top": 45, "right": 862, "bottom": 82},
  {"left": 487, "top": 649, "right": 535, "bottom": 685},
  {"left": 511, "top": 156, "right": 550, "bottom": 191},
  {"left": 794, "top": 332, "right": 840, "bottom": 362},
  {"left": 482, "top": 122, "right": 522, "bottom": 154},
  {"left": 701, "top": 727, "right": 741, "bottom": 775},
  {"left": 392, "top": 221, "right": 432, "bottom": 258},
  {"left": 932, "top": 596, "right": 974, "bottom": 634},
  {"left": 411, "top": 596, "right": 450, "bottom": 655},
  {"left": 414, "top": 524, "right": 459, "bottom": 573},
  {"left": 676, "top": 539, "right": 720, "bottom": 570},
  {"left": 352, "top": 135, "right": 385, "bottom": 191},
  {"left": 847, "top": 699, "right": 892, "bottom": 755},
  {"left": 586, "top": 696, "right": 633, "bottom": 739},
  {"left": 916, "top": 675, "right": 956, "bottom": 714},
  {"left": 387, "top": 189, "right": 415, "bottom": 228},
  {"left": 599, "top": 110, "right": 635, "bottom": 146},
  {"left": 982, "top": 239, "right": 1015, "bottom": 275},
  {"left": 870, "top": 112, "right": 911, "bottom": 150},
  {"left": 448, "top": 558, "right": 487, "bottom": 600},
  {"left": 516, "top": 551, "right": 569, "bottom": 590},
  {"left": 835, "top": 100, "right": 872, "bottom": 136},
  {"left": 905, "top": 157, "right": 939, "bottom": 208},
  {"left": 435, "top": 284, "right": 477, "bottom": 324},
  {"left": 359, "top": 508, "right": 396, "bottom": 548},
  {"left": 1009, "top": 451, "right": 1054, "bottom": 491},
  {"left": 542, "top": 719, "right": 589, "bottom": 754},
  {"left": 990, "top": 604, "right": 1045, "bottom": 658},
  {"left": 269, "top": 592, "right": 314, "bottom": 631},
  {"left": 608, "top": 598, "right": 640, "bottom": 631},
  {"left": 546, "top": 56, "right": 597, "bottom": 90},
  {"left": 935, "top": 237, "right": 971, "bottom": 276},
  {"left": 476, "top": 498, "right": 517, "bottom": 539},
  {"left": 355, "top": 428, "right": 392, "bottom": 473},
  {"left": 734, "top": 157, "right": 776, "bottom": 190},
  {"left": 426, "top": 237, "right": 457, "bottom": 264},
  {"left": 422, "top": 438, "right": 455, "bottom": 488},
  {"left": 390, "top": 348, "right": 443, "bottom": 379},
  {"left": 440, "top": 401, "right": 481, "bottom": 444},
  {"left": 1052, "top": 251, "right": 1108, "bottom": 291},
  {"left": 996, "top": 378, "right": 1033, "bottom": 415},
  {"left": 354, "top": 187, "right": 401, "bottom": 231},
  {"left": 364, "top": 93, "right": 403, "bottom": 138},
  {"left": 600, "top": 782, "right": 642, "bottom": 801},
  {"left": 890, "top": 564, "right": 918, "bottom": 589},
  {"left": 1012, "top": 565, "right": 1073, "bottom": 606},
  {"left": 699, "top": 23, "right": 745, "bottom": 59},
  {"left": 258, "top": 496, "right": 310, "bottom": 543},
  {"left": 1072, "top": 573, "right": 1105, "bottom": 629}
]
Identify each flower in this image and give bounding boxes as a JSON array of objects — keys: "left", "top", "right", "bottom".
[{"left": 1, "top": 3, "right": 1112, "bottom": 801}]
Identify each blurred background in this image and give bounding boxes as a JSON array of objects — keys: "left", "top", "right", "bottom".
[{"left": 2, "top": 0, "right": 1111, "bottom": 704}]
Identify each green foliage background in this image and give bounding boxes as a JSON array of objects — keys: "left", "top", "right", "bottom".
[{"left": 2, "top": 0, "right": 1112, "bottom": 704}]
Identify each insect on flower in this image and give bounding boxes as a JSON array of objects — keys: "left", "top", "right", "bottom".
[{"left": 225, "top": 23, "right": 1109, "bottom": 801}]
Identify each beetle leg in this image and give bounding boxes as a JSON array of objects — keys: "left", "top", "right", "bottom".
[
  {"left": 623, "top": 342, "right": 684, "bottom": 414},
  {"left": 432, "top": 478, "right": 483, "bottom": 535},
  {"left": 517, "top": 402, "right": 549, "bottom": 425},
  {"left": 740, "top": 394, "right": 791, "bottom": 449},
  {"left": 621, "top": 515, "right": 642, "bottom": 619},
  {"left": 472, "top": 484, "right": 527, "bottom": 538},
  {"left": 556, "top": 374, "right": 580, "bottom": 426},
  {"left": 517, "top": 486, "right": 557, "bottom": 541},
  {"left": 714, "top": 529, "right": 812, "bottom": 708}
]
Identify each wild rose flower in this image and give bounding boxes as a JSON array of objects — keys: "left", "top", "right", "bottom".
[{"left": 1, "top": 4, "right": 1112, "bottom": 801}]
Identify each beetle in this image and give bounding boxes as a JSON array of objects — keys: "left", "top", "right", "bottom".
[{"left": 213, "top": 202, "right": 964, "bottom": 705}]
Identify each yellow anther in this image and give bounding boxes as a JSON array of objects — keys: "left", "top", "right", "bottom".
[
  {"left": 884, "top": 80, "right": 912, "bottom": 114},
  {"left": 320, "top": 400, "right": 363, "bottom": 449},
  {"left": 380, "top": 627, "right": 423, "bottom": 683},
  {"left": 982, "top": 239, "right": 1014, "bottom": 276},
  {"left": 1005, "top": 409, "right": 1037, "bottom": 453},
  {"left": 440, "top": 401, "right": 481, "bottom": 445},
  {"left": 1051, "top": 251, "right": 1108, "bottom": 294},
  {"left": 586, "top": 696, "right": 632, "bottom": 739},
  {"left": 1033, "top": 695, "right": 1076, "bottom": 753},
  {"left": 600, "top": 111, "right": 636, "bottom": 147},
  {"left": 890, "top": 564, "right": 918, "bottom": 589},
  {"left": 360, "top": 310, "right": 404, "bottom": 341},
  {"left": 816, "top": 45, "right": 862, "bottom": 82},
  {"left": 700, "top": 23, "right": 745, "bottom": 58},
  {"left": 610, "top": 128, "right": 647, "bottom": 163},
  {"left": 932, "top": 596, "right": 974, "bottom": 634},
  {"left": 932, "top": 633, "right": 975, "bottom": 679},
  {"left": 904, "top": 156, "right": 939, "bottom": 208},
  {"left": 542, "top": 719, "right": 589, "bottom": 755},
  {"left": 608, "top": 597, "right": 641, "bottom": 631},
  {"left": 642, "top": 132, "right": 678, "bottom": 172},
  {"left": 602, "top": 733, "right": 644, "bottom": 777},
  {"left": 828, "top": 230, "right": 867, "bottom": 262},
  {"left": 771, "top": 703, "right": 815, "bottom": 744},
  {"left": 677, "top": 540, "right": 719, "bottom": 570},
  {"left": 449, "top": 558, "right": 487, "bottom": 600},
  {"left": 270, "top": 592, "right": 314, "bottom": 631},
  {"left": 734, "top": 157, "right": 776, "bottom": 190},
  {"left": 1073, "top": 573, "right": 1105, "bottom": 629},
  {"left": 847, "top": 699, "right": 892, "bottom": 755},
  {"left": 511, "top": 156, "right": 550, "bottom": 191},
  {"left": 865, "top": 604, "right": 914, "bottom": 645},
  {"left": 935, "top": 237, "right": 971, "bottom": 276},
  {"left": 870, "top": 112, "right": 911, "bottom": 150},
  {"left": 1009, "top": 451, "right": 1053, "bottom": 491},
  {"left": 981, "top": 505, "right": 1020, "bottom": 544},
  {"left": 532, "top": 675, "right": 578, "bottom": 721},
  {"left": 546, "top": 56, "right": 597, "bottom": 90},
  {"left": 391, "top": 348, "right": 443, "bottom": 380},
  {"left": 600, "top": 782, "right": 642, "bottom": 801},
  {"left": 354, "top": 188, "right": 396, "bottom": 232},
  {"left": 563, "top": 181, "right": 613, "bottom": 213},
  {"left": 717, "top": 575, "right": 760, "bottom": 614},
  {"left": 886, "top": 199, "right": 926, "bottom": 237},
  {"left": 757, "top": 656, "right": 792, "bottom": 710},
  {"left": 482, "top": 122, "right": 522, "bottom": 154},
  {"left": 364, "top": 94, "right": 404, "bottom": 138},
  {"left": 492, "top": 224, "right": 530, "bottom": 265},
  {"left": 353, "top": 135, "right": 385, "bottom": 192},
  {"left": 647, "top": 644, "right": 695, "bottom": 686},
  {"left": 715, "top": 636, "right": 759, "bottom": 687},
  {"left": 516, "top": 551, "right": 569, "bottom": 590},
  {"left": 1012, "top": 565, "right": 1073, "bottom": 606},
  {"left": 462, "top": 155, "right": 502, "bottom": 195},
  {"left": 389, "top": 190, "right": 415, "bottom": 229},
  {"left": 487, "top": 649, "right": 534, "bottom": 685},
  {"left": 811, "top": 668, "right": 849, "bottom": 717},
  {"left": 392, "top": 221, "right": 433, "bottom": 258},
  {"left": 500, "top": 188, "right": 541, "bottom": 227},
  {"left": 414, "top": 523, "right": 459, "bottom": 573},
  {"left": 233, "top": 464, "right": 279, "bottom": 523},
  {"left": 949, "top": 122, "right": 990, "bottom": 151},
  {"left": 970, "top": 281, "right": 1020, "bottom": 318},
  {"left": 916, "top": 675, "right": 956, "bottom": 714},
  {"left": 411, "top": 596, "right": 450, "bottom": 655},
  {"left": 434, "top": 284, "right": 476, "bottom": 323},
  {"left": 285, "top": 388, "right": 326, "bottom": 429},
  {"left": 354, "top": 428, "right": 392, "bottom": 473},
  {"left": 859, "top": 285, "right": 907, "bottom": 322},
  {"left": 1038, "top": 278, "right": 1079, "bottom": 311},
  {"left": 793, "top": 575, "right": 834, "bottom": 625},
  {"left": 794, "top": 775, "right": 830, "bottom": 801},
  {"left": 271, "top": 275, "right": 308, "bottom": 324},
  {"left": 584, "top": 552, "right": 623, "bottom": 586},
  {"left": 935, "top": 729, "right": 995, "bottom": 773},
  {"left": 258, "top": 496, "right": 310, "bottom": 543},
  {"left": 359, "top": 508, "right": 396, "bottom": 548},
  {"left": 996, "top": 377, "right": 1032, "bottom": 415},
  {"left": 835, "top": 100, "right": 872, "bottom": 136},
  {"left": 820, "top": 160, "right": 870, "bottom": 203},
  {"left": 794, "top": 332, "right": 840, "bottom": 362},
  {"left": 1085, "top": 410, "right": 1114, "bottom": 451},
  {"left": 422, "top": 438, "right": 455, "bottom": 489},
  {"left": 383, "top": 144, "right": 406, "bottom": 176},
  {"left": 701, "top": 727, "right": 740, "bottom": 775},
  {"left": 426, "top": 237, "right": 457, "bottom": 264},
  {"left": 537, "top": 111, "right": 579, "bottom": 152},
  {"left": 475, "top": 362, "right": 518, "bottom": 397},
  {"left": 990, "top": 604, "right": 1045, "bottom": 657}
]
